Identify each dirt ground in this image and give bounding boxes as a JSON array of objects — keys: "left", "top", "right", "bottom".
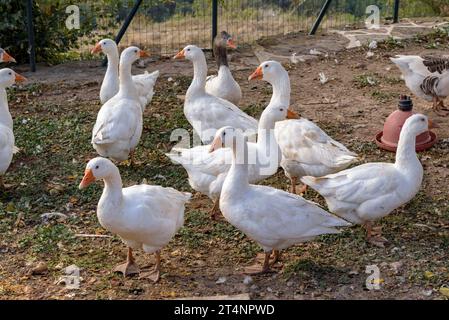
[{"left": 0, "top": 27, "right": 448, "bottom": 300}]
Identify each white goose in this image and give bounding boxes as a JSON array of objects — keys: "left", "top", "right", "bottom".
[
  {"left": 249, "top": 60, "right": 358, "bottom": 194},
  {"left": 167, "top": 105, "right": 297, "bottom": 219},
  {"left": 391, "top": 55, "right": 449, "bottom": 116},
  {"left": 211, "top": 127, "right": 350, "bottom": 274},
  {"left": 173, "top": 45, "right": 257, "bottom": 144},
  {"left": 0, "top": 49, "right": 16, "bottom": 63},
  {"left": 0, "top": 68, "right": 25, "bottom": 188},
  {"left": 302, "top": 114, "right": 434, "bottom": 247},
  {"left": 79, "top": 157, "right": 191, "bottom": 282},
  {"left": 92, "top": 47, "right": 144, "bottom": 162},
  {"left": 205, "top": 31, "right": 242, "bottom": 105},
  {"left": 92, "top": 39, "right": 159, "bottom": 111}
]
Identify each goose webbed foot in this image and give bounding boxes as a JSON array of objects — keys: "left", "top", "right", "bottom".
[
  {"left": 364, "top": 223, "right": 389, "bottom": 248},
  {"left": 113, "top": 248, "right": 140, "bottom": 277},
  {"left": 139, "top": 251, "right": 161, "bottom": 282},
  {"left": 243, "top": 252, "right": 275, "bottom": 275},
  {"left": 209, "top": 198, "right": 221, "bottom": 220}
]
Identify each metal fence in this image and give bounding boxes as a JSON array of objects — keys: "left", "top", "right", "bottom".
[{"left": 41, "top": 0, "right": 442, "bottom": 57}]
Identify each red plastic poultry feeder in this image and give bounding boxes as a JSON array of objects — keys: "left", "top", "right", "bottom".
[{"left": 375, "top": 95, "right": 437, "bottom": 152}]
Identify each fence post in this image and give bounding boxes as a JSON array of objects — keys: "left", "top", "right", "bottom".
[
  {"left": 309, "top": 0, "right": 333, "bottom": 35},
  {"left": 103, "top": 0, "right": 143, "bottom": 66},
  {"left": 25, "top": 0, "right": 36, "bottom": 72},
  {"left": 393, "top": 0, "right": 400, "bottom": 23},
  {"left": 212, "top": 0, "right": 218, "bottom": 50}
]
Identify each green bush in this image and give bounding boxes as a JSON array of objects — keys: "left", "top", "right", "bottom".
[{"left": 0, "top": 0, "right": 96, "bottom": 64}]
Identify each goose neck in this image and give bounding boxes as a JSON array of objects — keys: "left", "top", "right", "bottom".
[
  {"left": 214, "top": 43, "right": 228, "bottom": 68},
  {"left": 98, "top": 169, "right": 123, "bottom": 214},
  {"left": 104, "top": 50, "right": 119, "bottom": 80},
  {"left": 118, "top": 60, "right": 138, "bottom": 98},
  {"left": 269, "top": 73, "right": 291, "bottom": 107},
  {"left": 186, "top": 55, "right": 208, "bottom": 97},
  {"left": 0, "top": 87, "right": 13, "bottom": 129},
  {"left": 395, "top": 128, "right": 420, "bottom": 169}
]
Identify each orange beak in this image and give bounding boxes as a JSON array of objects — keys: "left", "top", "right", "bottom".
[
  {"left": 209, "top": 136, "right": 223, "bottom": 153},
  {"left": 428, "top": 119, "right": 439, "bottom": 129},
  {"left": 139, "top": 50, "right": 149, "bottom": 58},
  {"left": 2, "top": 51, "right": 16, "bottom": 63},
  {"left": 91, "top": 43, "right": 102, "bottom": 54},
  {"left": 227, "top": 38, "right": 237, "bottom": 49},
  {"left": 79, "top": 169, "right": 96, "bottom": 189},
  {"left": 248, "top": 66, "right": 263, "bottom": 81},
  {"left": 287, "top": 108, "right": 300, "bottom": 119},
  {"left": 173, "top": 49, "right": 185, "bottom": 60},
  {"left": 14, "top": 73, "right": 27, "bottom": 83}
]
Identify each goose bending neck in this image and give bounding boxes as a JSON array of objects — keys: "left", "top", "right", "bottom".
[
  {"left": 0, "top": 87, "right": 13, "bottom": 129},
  {"left": 118, "top": 59, "right": 138, "bottom": 98},
  {"left": 395, "top": 127, "right": 419, "bottom": 169},
  {"left": 187, "top": 55, "right": 208, "bottom": 98},
  {"left": 269, "top": 70, "right": 291, "bottom": 108}
]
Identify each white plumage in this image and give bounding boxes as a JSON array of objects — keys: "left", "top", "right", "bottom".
[
  {"left": 92, "top": 47, "right": 144, "bottom": 162},
  {"left": 79, "top": 157, "right": 191, "bottom": 281},
  {"left": 93, "top": 39, "right": 159, "bottom": 112},
  {"left": 212, "top": 127, "right": 350, "bottom": 273},
  {"left": 302, "top": 114, "right": 429, "bottom": 245},
  {"left": 174, "top": 45, "right": 257, "bottom": 144}
]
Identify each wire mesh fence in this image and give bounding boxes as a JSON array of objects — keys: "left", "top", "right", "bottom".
[{"left": 57, "top": 0, "right": 442, "bottom": 57}]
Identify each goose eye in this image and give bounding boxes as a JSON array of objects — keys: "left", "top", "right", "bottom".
[
  {"left": 280, "top": 108, "right": 284, "bottom": 112},
  {"left": 421, "top": 118, "right": 425, "bottom": 122},
  {"left": 8, "top": 72, "right": 12, "bottom": 75},
  {"left": 95, "top": 165, "right": 99, "bottom": 169},
  {"left": 265, "top": 65, "right": 269, "bottom": 68}
]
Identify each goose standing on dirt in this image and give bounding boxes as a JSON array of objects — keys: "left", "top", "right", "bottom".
[
  {"left": 0, "top": 49, "right": 16, "bottom": 63},
  {"left": 79, "top": 157, "right": 191, "bottom": 282},
  {"left": 91, "top": 47, "right": 146, "bottom": 162},
  {"left": 205, "top": 31, "right": 242, "bottom": 105},
  {"left": 92, "top": 39, "right": 159, "bottom": 111},
  {"left": 167, "top": 106, "right": 297, "bottom": 219},
  {"left": 302, "top": 114, "right": 435, "bottom": 247},
  {"left": 210, "top": 127, "right": 351, "bottom": 274},
  {"left": 248, "top": 60, "right": 357, "bottom": 194},
  {"left": 0, "top": 68, "right": 26, "bottom": 188},
  {"left": 173, "top": 45, "right": 257, "bottom": 144},
  {"left": 390, "top": 55, "right": 449, "bottom": 116}
]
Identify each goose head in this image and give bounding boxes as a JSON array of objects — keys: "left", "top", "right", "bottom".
[
  {"left": 0, "top": 49, "right": 16, "bottom": 63},
  {"left": 209, "top": 126, "right": 248, "bottom": 153},
  {"left": 261, "top": 106, "right": 300, "bottom": 126},
  {"left": 0, "top": 68, "right": 26, "bottom": 88},
  {"left": 79, "top": 157, "right": 117, "bottom": 189},
  {"left": 402, "top": 114, "right": 436, "bottom": 137},
  {"left": 120, "top": 46, "right": 149, "bottom": 66},
  {"left": 91, "top": 39, "right": 117, "bottom": 56},
  {"left": 173, "top": 45, "right": 204, "bottom": 62},
  {"left": 215, "top": 31, "right": 237, "bottom": 49},
  {"left": 248, "top": 60, "right": 287, "bottom": 84}
]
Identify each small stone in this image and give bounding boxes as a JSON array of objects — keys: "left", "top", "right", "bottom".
[
  {"left": 266, "top": 287, "right": 273, "bottom": 292},
  {"left": 30, "top": 262, "right": 48, "bottom": 275},
  {"left": 216, "top": 276, "right": 227, "bottom": 284},
  {"left": 243, "top": 275, "right": 253, "bottom": 285},
  {"left": 390, "top": 261, "right": 403, "bottom": 274},
  {"left": 422, "top": 289, "right": 433, "bottom": 297},
  {"left": 286, "top": 281, "right": 294, "bottom": 287}
]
